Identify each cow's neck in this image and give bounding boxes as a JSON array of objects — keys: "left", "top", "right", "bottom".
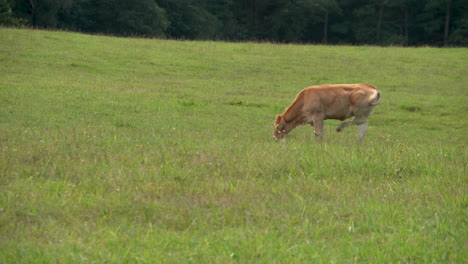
[
  {"left": 282, "top": 106, "right": 304, "bottom": 134},
  {"left": 284, "top": 117, "right": 304, "bottom": 134}
]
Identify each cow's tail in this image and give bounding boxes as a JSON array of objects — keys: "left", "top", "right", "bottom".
[{"left": 370, "top": 90, "right": 381, "bottom": 106}]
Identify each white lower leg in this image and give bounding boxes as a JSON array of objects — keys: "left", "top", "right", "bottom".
[
  {"left": 313, "top": 120, "right": 324, "bottom": 140},
  {"left": 357, "top": 122, "right": 368, "bottom": 140}
]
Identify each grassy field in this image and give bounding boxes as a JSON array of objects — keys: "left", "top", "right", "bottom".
[{"left": 0, "top": 27, "right": 466, "bottom": 263}]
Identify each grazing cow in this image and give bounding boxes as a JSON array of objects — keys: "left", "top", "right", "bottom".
[{"left": 273, "top": 83, "right": 381, "bottom": 142}]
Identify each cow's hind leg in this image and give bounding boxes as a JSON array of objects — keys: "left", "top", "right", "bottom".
[
  {"left": 357, "top": 122, "right": 368, "bottom": 142},
  {"left": 336, "top": 120, "right": 352, "bottom": 132},
  {"left": 337, "top": 111, "right": 370, "bottom": 132},
  {"left": 336, "top": 116, "right": 369, "bottom": 141}
]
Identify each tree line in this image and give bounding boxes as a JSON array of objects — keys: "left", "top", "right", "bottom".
[{"left": 1, "top": 0, "right": 467, "bottom": 46}]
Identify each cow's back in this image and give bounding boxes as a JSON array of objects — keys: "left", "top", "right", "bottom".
[{"left": 300, "top": 84, "right": 377, "bottom": 120}]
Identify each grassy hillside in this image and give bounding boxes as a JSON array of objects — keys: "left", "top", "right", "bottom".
[{"left": 0, "top": 28, "right": 466, "bottom": 263}]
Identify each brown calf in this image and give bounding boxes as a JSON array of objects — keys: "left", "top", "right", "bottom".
[{"left": 273, "top": 83, "right": 381, "bottom": 141}]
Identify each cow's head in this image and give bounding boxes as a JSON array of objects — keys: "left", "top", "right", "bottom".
[{"left": 273, "top": 115, "right": 287, "bottom": 141}]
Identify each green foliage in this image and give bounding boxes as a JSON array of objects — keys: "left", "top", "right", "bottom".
[
  {"left": 0, "top": 28, "right": 467, "bottom": 263},
  {"left": 6, "top": 0, "right": 468, "bottom": 45},
  {"left": 103, "top": 0, "right": 168, "bottom": 37},
  {"left": 0, "top": 0, "right": 19, "bottom": 25},
  {"left": 12, "top": 0, "right": 73, "bottom": 27},
  {"left": 159, "top": 0, "right": 222, "bottom": 40},
  {"left": 65, "top": 0, "right": 169, "bottom": 36},
  {"left": 449, "top": 17, "right": 468, "bottom": 45}
]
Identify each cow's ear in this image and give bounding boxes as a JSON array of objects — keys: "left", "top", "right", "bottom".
[
  {"left": 275, "top": 115, "right": 282, "bottom": 124},
  {"left": 275, "top": 115, "right": 285, "bottom": 129}
]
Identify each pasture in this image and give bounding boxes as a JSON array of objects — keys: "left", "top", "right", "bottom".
[{"left": 0, "top": 28, "right": 466, "bottom": 263}]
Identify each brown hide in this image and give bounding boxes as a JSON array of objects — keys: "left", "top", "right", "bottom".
[{"left": 273, "top": 83, "right": 381, "bottom": 141}]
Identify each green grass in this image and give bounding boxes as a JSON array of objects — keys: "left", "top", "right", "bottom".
[{"left": 0, "top": 27, "right": 467, "bottom": 263}]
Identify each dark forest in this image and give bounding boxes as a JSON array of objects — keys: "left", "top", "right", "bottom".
[{"left": 1, "top": 0, "right": 467, "bottom": 46}]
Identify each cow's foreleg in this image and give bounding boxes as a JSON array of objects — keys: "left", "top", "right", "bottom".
[{"left": 312, "top": 118, "right": 324, "bottom": 140}]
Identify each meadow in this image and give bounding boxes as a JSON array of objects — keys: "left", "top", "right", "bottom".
[{"left": 0, "top": 28, "right": 466, "bottom": 263}]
